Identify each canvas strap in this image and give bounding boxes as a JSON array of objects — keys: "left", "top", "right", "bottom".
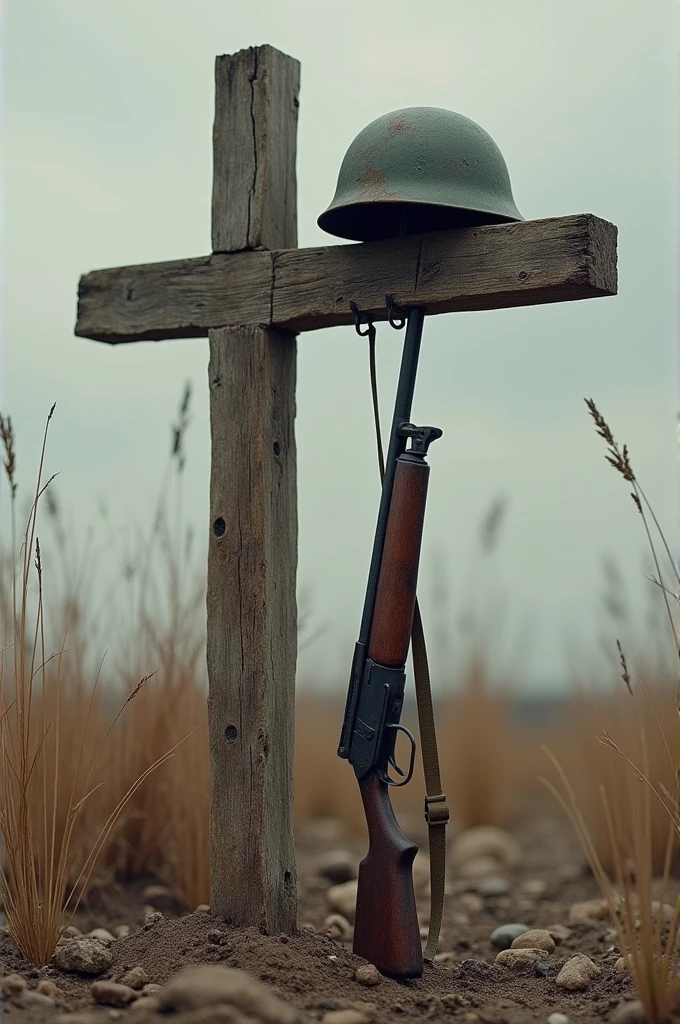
[{"left": 367, "top": 325, "right": 449, "bottom": 962}]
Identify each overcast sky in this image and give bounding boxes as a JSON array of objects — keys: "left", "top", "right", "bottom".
[{"left": 3, "top": 0, "right": 679, "bottom": 692}]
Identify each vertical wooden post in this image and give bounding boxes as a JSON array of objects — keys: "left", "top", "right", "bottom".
[{"left": 206, "top": 45, "right": 300, "bottom": 933}]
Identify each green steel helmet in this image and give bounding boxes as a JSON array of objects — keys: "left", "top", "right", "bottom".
[{"left": 318, "top": 106, "right": 523, "bottom": 242}]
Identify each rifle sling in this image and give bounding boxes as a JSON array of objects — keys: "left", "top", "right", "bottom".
[{"left": 367, "top": 325, "right": 449, "bottom": 963}]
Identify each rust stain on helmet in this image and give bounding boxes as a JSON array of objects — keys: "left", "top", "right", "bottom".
[{"left": 387, "top": 118, "right": 409, "bottom": 137}]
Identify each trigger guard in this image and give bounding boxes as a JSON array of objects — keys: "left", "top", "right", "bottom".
[{"left": 378, "top": 723, "right": 416, "bottom": 788}]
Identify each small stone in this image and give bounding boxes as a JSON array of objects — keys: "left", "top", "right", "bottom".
[
  {"left": 547, "top": 1014, "right": 570, "bottom": 1024},
  {"left": 609, "top": 1000, "right": 646, "bottom": 1024},
  {"left": 545, "top": 924, "right": 572, "bottom": 944},
  {"left": 568, "top": 898, "right": 610, "bottom": 925},
  {"left": 323, "top": 913, "right": 352, "bottom": 940},
  {"left": 450, "top": 826, "right": 521, "bottom": 869},
  {"left": 1, "top": 974, "right": 27, "bottom": 996},
  {"left": 13, "top": 991, "right": 55, "bottom": 1009},
  {"left": 87, "top": 927, "right": 116, "bottom": 943},
  {"left": 142, "top": 984, "right": 162, "bottom": 996},
  {"left": 318, "top": 850, "right": 357, "bottom": 885},
  {"left": 109, "top": 1013, "right": 123, "bottom": 1021},
  {"left": 37, "top": 980, "right": 63, "bottom": 999},
  {"left": 476, "top": 875, "right": 511, "bottom": 897},
  {"left": 143, "top": 911, "right": 163, "bottom": 929},
  {"left": 321, "top": 1012, "right": 370, "bottom": 1024},
  {"left": 457, "top": 892, "right": 483, "bottom": 914},
  {"left": 328, "top": 879, "right": 358, "bottom": 921},
  {"left": 194, "top": 903, "right": 210, "bottom": 913},
  {"left": 521, "top": 879, "right": 548, "bottom": 898},
  {"left": 555, "top": 954, "right": 600, "bottom": 990},
  {"left": 614, "top": 956, "right": 629, "bottom": 972},
  {"left": 91, "top": 981, "right": 138, "bottom": 1007},
  {"left": 457, "top": 855, "right": 500, "bottom": 879},
  {"left": 490, "top": 923, "right": 531, "bottom": 949},
  {"left": 129, "top": 996, "right": 160, "bottom": 1013},
  {"left": 535, "top": 961, "right": 551, "bottom": 977},
  {"left": 511, "top": 929, "right": 556, "bottom": 953},
  {"left": 63, "top": 924, "right": 82, "bottom": 938},
  {"left": 355, "top": 964, "right": 382, "bottom": 987},
  {"left": 207, "top": 928, "right": 227, "bottom": 944},
  {"left": 158, "top": 964, "right": 300, "bottom": 1021},
  {"left": 113, "top": 924, "right": 131, "bottom": 939},
  {"left": 53, "top": 937, "right": 113, "bottom": 975},
  {"left": 495, "top": 948, "right": 550, "bottom": 970},
  {"left": 120, "top": 966, "right": 149, "bottom": 990},
  {"left": 142, "top": 883, "right": 172, "bottom": 901}
]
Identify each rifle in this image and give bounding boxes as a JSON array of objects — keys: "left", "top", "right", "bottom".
[{"left": 338, "top": 305, "right": 446, "bottom": 979}]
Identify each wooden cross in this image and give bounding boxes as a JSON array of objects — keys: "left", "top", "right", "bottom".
[{"left": 75, "top": 44, "right": 617, "bottom": 934}]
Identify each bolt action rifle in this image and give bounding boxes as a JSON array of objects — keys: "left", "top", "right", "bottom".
[{"left": 338, "top": 304, "right": 449, "bottom": 980}]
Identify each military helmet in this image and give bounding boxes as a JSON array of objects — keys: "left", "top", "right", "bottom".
[{"left": 318, "top": 106, "right": 523, "bottom": 242}]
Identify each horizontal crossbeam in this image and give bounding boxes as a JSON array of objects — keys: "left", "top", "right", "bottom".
[{"left": 76, "top": 214, "right": 617, "bottom": 344}]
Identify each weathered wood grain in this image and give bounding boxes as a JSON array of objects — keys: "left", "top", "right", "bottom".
[
  {"left": 76, "top": 214, "right": 617, "bottom": 343},
  {"left": 212, "top": 46, "right": 300, "bottom": 252},
  {"left": 207, "top": 325, "right": 298, "bottom": 933},
  {"left": 206, "top": 45, "right": 299, "bottom": 934}
]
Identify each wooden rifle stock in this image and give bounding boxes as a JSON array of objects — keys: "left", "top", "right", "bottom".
[{"left": 352, "top": 453, "right": 430, "bottom": 979}]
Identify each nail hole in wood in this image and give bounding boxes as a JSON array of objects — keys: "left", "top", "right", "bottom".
[
  {"left": 225, "top": 725, "right": 238, "bottom": 743},
  {"left": 273, "top": 441, "right": 281, "bottom": 456},
  {"left": 213, "top": 517, "right": 226, "bottom": 537}
]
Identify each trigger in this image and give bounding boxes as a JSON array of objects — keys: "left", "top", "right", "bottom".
[{"left": 388, "top": 753, "right": 405, "bottom": 777}]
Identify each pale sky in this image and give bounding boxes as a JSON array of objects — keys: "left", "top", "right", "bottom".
[{"left": 3, "top": 0, "right": 679, "bottom": 691}]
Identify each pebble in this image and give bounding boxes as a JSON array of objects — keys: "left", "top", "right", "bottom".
[
  {"left": 53, "top": 937, "right": 113, "bottom": 975},
  {"left": 521, "top": 879, "right": 548, "bottom": 898},
  {"left": 476, "top": 876, "right": 511, "bottom": 897},
  {"left": 355, "top": 964, "right": 382, "bottom": 987},
  {"left": 113, "top": 925, "right": 131, "bottom": 939},
  {"left": 614, "top": 956, "right": 629, "bottom": 972},
  {"left": 495, "top": 948, "right": 550, "bottom": 970},
  {"left": 490, "top": 923, "right": 531, "bottom": 949},
  {"left": 142, "top": 883, "right": 173, "bottom": 901},
  {"left": 120, "top": 966, "right": 149, "bottom": 990},
  {"left": 318, "top": 849, "right": 357, "bottom": 884},
  {"left": 158, "top": 964, "right": 301, "bottom": 1021},
  {"left": 568, "top": 898, "right": 610, "bottom": 925},
  {"left": 323, "top": 913, "right": 353, "bottom": 940},
  {"left": 458, "top": 893, "right": 483, "bottom": 914},
  {"left": 545, "top": 924, "right": 572, "bottom": 944},
  {"left": 143, "top": 911, "right": 163, "bottom": 928},
  {"left": 1, "top": 973, "right": 27, "bottom": 996},
  {"left": 62, "top": 924, "right": 83, "bottom": 938},
  {"left": 194, "top": 904, "right": 211, "bottom": 913},
  {"left": 130, "top": 995, "right": 160, "bottom": 1012},
  {"left": 511, "top": 929, "right": 556, "bottom": 953},
  {"left": 12, "top": 990, "right": 56, "bottom": 1009},
  {"left": 547, "top": 1014, "right": 570, "bottom": 1024},
  {"left": 91, "top": 982, "right": 138, "bottom": 1008},
  {"left": 37, "top": 980, "right": 63, "bottom": 999},
  {"left": 457, "top": 855, "right": 500, "bottom": 879},
  {"left": 142, "top": 984, "right": 162, "bottom": 997},
  {"left": 609, "top": 1001, "right": 646, "bottom": 1024},
  {"left": 321, "top": 1012, "right": 370, "bottom": 1024},
  {"left": 86, "top": 928, "right": 116, "bottom": 943},
  {"left": 555, "top": 954, "right": 600, "bottom": 990},
  {"left": 328, "top": 879, "right": 358, "bottom": 921},
  {"left": 450, "top": 825, "right": 521, "bottom": 869}
]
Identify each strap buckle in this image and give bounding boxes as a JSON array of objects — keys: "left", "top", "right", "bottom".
[{"left": 424, "top": 793, "right": 449, "bottom": 826}]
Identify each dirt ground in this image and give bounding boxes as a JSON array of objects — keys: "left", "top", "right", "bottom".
[{"left": 0, "top": 814, "right": 666, "bottom": 1024}]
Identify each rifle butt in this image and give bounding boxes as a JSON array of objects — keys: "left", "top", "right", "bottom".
[{"left": 353, "top": 772, "right": 423, "bottom": 979}]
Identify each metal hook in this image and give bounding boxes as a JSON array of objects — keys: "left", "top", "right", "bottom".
[
  {"left": 385, "top": 294, "right": 407, "bottom": 330},
  {"left": 350, "top": 300, "right": 375, "bottom": 338}
]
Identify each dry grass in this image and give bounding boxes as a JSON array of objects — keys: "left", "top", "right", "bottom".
[
  {"left": 542, "top": 399, "right": 680, "bottom": 1023},
  {"left": 0, "top": 407, "right": 177, "bottom": 965}
]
